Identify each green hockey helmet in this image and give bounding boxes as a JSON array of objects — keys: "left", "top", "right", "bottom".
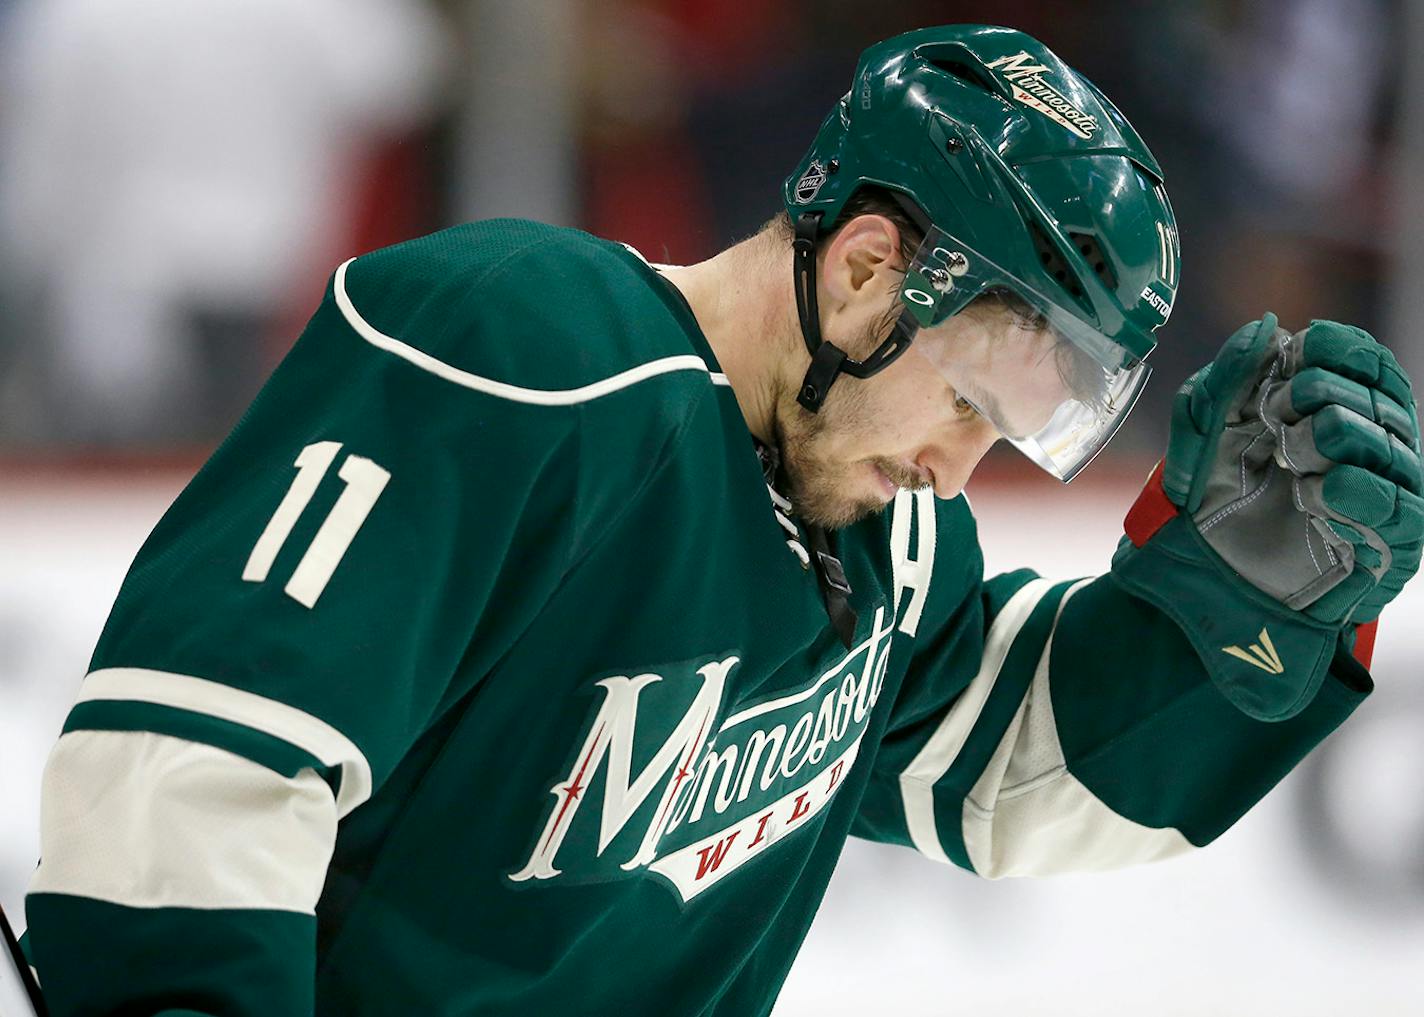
[{"left": 782, "top": 24, "right": 1180, "bottom": 481}]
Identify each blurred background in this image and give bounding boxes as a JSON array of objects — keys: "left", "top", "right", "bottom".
[{"left": 1, "top": 0, "right": 1421, "bottom": 1013}]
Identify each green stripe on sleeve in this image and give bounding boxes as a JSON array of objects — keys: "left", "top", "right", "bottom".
[{"left": 63, "top": 700, "right": 337, "bottom": 793}]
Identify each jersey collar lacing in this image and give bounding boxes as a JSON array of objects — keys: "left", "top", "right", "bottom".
[{"left": 753, "top": 438, "right": 859, "bottom": 648}]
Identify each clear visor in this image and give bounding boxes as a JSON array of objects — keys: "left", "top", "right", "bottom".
[{"left": 900, "top": 227, "right": 1151, "bottom": 483}]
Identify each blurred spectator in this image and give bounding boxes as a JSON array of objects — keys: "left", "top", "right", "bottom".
[
  {"left": 576, "top": 0, "right": 717, "bottom": 265},
  {"left": 0, "top": 0, "right": 451, "bottom": 448}
]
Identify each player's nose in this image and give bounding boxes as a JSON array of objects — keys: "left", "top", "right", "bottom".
[{"left": 918, "top": 424, "right": 999, "bottom": 500}]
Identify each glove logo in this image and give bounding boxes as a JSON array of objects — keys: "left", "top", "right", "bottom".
[{"left": 1222, "top": 627, "right": 1285, "bottom": 675}]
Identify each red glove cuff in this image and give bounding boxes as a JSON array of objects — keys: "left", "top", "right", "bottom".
[
  {"left": 1124, "top": 459, "right": 1177, "bottom": 548},
  {"left": 1351, "top": 619, "right": 1378, "bottom": 669}
]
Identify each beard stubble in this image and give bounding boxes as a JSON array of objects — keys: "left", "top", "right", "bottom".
[{"left": 774, "top": 377, "right": 929, "bottom": 530}]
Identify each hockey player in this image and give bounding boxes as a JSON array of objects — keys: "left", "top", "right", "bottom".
[{"left": 23, "top": 24, "right": 1423, "bottom": 1017}]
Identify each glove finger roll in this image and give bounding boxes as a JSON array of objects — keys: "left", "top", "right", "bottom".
[
  {"left": 1165, "top": 379, "right": 1209, "bottom": 507},
  {"left": 1218, "top": 315, "right": 1281, "bottom": 394},
  {"left": 1324, "top": 519, "right": 1383, "bottom": 569},
  {"left": 1193, "top": 315, "right": 1279, "bottom": 422},
  {"left": 1376, "top": 485, "right": 1424, "bottom": 549},
  {"left": 1173, "top": 316, "right": 1283, "bottom": 512},
  {"left": 1282, "top": 366, "right": 1419, "bottom": 447},
  {"left": 1275, "top": 416, "right": 1334, "bottom": 475},
  {"left": 1298, "top": 320, "right": 1415, "bottom": 412},
  {"left": 1318, "top": 465, "right": 1397, "bottom": 528},
  {"left": 1296, "top": 468, "right": 1393, "bottom": 580},
  {"left": 1307, "top": 405, "right": 1424, "bottom": 494}
]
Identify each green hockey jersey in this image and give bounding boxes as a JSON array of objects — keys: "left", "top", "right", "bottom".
[{"left": 25, "top": 220, "right": 1371, "bottom": 1016}]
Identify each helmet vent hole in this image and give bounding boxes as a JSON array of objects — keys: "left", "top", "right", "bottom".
[
  {"left": 1030, "top": 222, "right": 1073, "bottom": 284},
  {"left": 928, "top": 60, "right": 1001, "bottom": 98},
  {"left": 1029, "top": 222, "right": 1104, "bottom": 311},
  {"left": 1068, "top": 231, "right": 1119, "bottom": 290}
]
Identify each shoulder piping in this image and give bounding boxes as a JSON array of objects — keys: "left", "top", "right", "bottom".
[{"left": 334, "top": 259, "right": 728, "bottom": 402}]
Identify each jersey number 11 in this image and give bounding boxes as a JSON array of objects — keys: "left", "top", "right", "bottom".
[{"left": 242, "top": 440, "right": 391, "bottom": 608}]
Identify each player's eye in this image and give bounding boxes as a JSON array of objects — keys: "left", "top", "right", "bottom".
[{"left": 953, "top": 393, "right": 978, "bottom": 417}]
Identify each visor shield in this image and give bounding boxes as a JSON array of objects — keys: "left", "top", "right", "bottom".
[
  {"left": 999, "top": 361, "right": 1150, "bottom": 482},
  {"left": 900, "top": 227, "right": 1152, "bottom": 482}
]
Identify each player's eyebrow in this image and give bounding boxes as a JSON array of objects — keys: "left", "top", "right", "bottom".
[{"left": 963, "top": 382, "right": 1030, "bottom": 441}]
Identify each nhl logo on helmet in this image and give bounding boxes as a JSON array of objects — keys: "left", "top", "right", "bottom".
[{"left": 794, "top": 161, "right": 829, "bottom": 204}]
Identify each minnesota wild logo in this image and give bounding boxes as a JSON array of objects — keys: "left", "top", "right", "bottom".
[
  {"left": 510, "top": 490, "right": 939, "bottom": 904},
  {"left": 984, "top": 51, "right": 1100, "bottom": 140},
  {"left": 510, "top": 607, "right": 896, "bottom": 902}
]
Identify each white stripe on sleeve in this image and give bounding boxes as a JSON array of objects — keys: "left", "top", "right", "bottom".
[
  {"left": 79, "top": 668, "right": 372, "bottom": 817},
  {"left": 897, "top": 578, "right": 1056, "bottom": 863},
  {"left": 29, "top": 730, "right": 336, "bottom": 913},
  {"left": 961, "top": 579, "right": 1193, "bottom": 877}
]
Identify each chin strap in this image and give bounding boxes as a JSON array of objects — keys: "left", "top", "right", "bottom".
[
  {"left": 793, "top": 213, "right": 834, "bottom": 411},
  {"left": 792, "top": 211, "right": 919, "bottom": 413}
]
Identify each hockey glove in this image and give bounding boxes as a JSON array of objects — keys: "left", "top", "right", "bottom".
[{"left": 1112, "top": 315, "right": 1424, "bottom": 721}]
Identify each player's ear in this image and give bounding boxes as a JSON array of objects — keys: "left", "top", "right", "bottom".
[{"left": 819, "top": 214, "right": 903, "bottom": 312}]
